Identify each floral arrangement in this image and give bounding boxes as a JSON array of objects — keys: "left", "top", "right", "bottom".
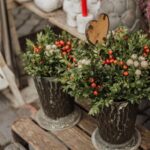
[
  {"left": 23, "top": 27, "right": 82, "bottom": 77},
  {"left": 139, "top": 0, "right": 150, "bottom": 33},
  {"left": 61, "top": 27, "right": 150, "bottom": 115}
]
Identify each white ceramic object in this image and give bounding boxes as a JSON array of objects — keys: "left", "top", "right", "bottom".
[
  {"left": 98, "top": 0, "right": 141, "bottom": 31},
  {"left": 34, "top": 0, "right": 63, "bottom": 13},
  {"left": 67, "top": 12, "right": 77, "bottom": 27},
  {"left": 0, "top": 69, "right": 8, "bottom": 91},
  {"left": 77, "top": 14, "right": 94, "bottom": 34},
  {"left": 88, "top": 1, "right": 101, "bottom": 17},
  {"left": 63, "top": 0, "right": 72, "bottom": 13}
]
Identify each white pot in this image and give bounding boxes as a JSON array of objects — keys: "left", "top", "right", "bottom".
[
  {"left": 34, "top": 0, "right": 63, "bottom": 12},
  {"left": 77, "top": 14, "right": 94, "bottom": 34}
]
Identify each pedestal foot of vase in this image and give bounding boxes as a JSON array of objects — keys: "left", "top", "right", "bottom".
[
  {"left": 91, "top": 128, "right": 141, "bottom": 150},
  {"left": 35, "top": 106, "right": 81, "bottom": 131}
]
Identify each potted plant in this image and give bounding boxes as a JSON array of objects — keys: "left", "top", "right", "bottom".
[
  {"left": 61, "top": 27, "right": 150, "bottom": 149},
  {"left": 23, "top": 28, "right": 81, "bottom": 131}
]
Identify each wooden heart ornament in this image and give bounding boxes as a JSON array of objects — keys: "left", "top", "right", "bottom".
[{"left": 86, "top": 13, "right": 109, "bottom": 45}]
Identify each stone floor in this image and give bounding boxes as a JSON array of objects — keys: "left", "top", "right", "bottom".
[
  {"left": 0, "top": 94, "right": 31, "bottom": 149},
  {"left": 0, "top": 5, "right": 150, "bottom": 150}
]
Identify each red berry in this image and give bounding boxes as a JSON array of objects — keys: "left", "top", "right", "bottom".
[
  {"left": 62, "top": 52, "right": 67, "bottom": 56},
  {"left": 123, "top": 65, "right": 128, "bottom": 70},
  {"left": 59, "top": 40, "right": 65, "bottom": 46},
  {"left": 109, "top": 55, "right": 114, "bottom": 59},
  {"left": 72, "top": 58, "right": 77, "bottom": 63},
  {"left": 108, "top": 50, "right": 113, "bottom": 55},
  {"left": 67, "top": 48, "right": 71, "bottom": 53},
  {"left": 109, "top": 59, "right": 114, "bottom": 63},
  {"left": 144, "top": 45, "right": 148, "bottom": 50},
  {"left": 68, "top": 55, "right": 73, "bottom": 59},
  {"left": 55, "top": 41, "right": 60, "bottom": 46},
  {"left": 123, "top": 71, "right": 129, "bottom": 76},
  {"left": 93, "top": 91, "right": 98, "bottom": 96},
  {"left": 106, "top": 59, "right": 110, "bottom": 64},
  {"left": 89, "top": 78, "right": 94, "bottom": 83},
  {"left": 119, "top": 61, "right": 124, "bottom": 66},
  {"left": 34, "top": 47, "right": 41, "bottom": 53},
  {"left": 65, "top": 45, "right": 70, "bottom": 50},
  {"left": 143, "top": 53, "right": 148, "bottom": 57},
  {"left": 113, "top": 60, "right": 118, "bottom": 64},
  {"left": 91, "top": 83, "right": 97, "bottom": 88},
  {"left": 144, "top": 48, "right": 150, "bottom": 53},
  {"left": 67, "top": 41, "right": 71, "bottom": 45}
]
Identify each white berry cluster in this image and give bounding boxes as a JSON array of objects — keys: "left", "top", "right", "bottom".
[
  {"left": 45, "top": 44, "right": 58, "bottom": 56},
  {"left": 78, "top": 59, "right": 91, "bottom": 69},
  {"left": 126, "top": 54, "right": 149, "bottom": 77}
]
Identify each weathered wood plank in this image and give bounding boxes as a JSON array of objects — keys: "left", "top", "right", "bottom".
[
  {"left": 48, "top": 10, "right": 86, "bottom": 41},
  {"left": 12, "top": 118, "right": 68, "bottom": 150},
  {"left": 76, "top": 99, "right": 91, "bottom": 112},
  {"left": 137, "top": 126, "right": 150, "bottom": 150},
  {"left": 78, "top": 111, "right": 97, "bottom": 135},
  {"left": 51, "top": 126, "right": 95, "bottom": 150},
  {"left": 6, "top": 0, "right": 18, "bottom": 10},
  {"left": 14, "top": 1, "right": 86, "bottom": 41},
  {"left": 29, "top": 105, "right": 96, "bottom": 150}
]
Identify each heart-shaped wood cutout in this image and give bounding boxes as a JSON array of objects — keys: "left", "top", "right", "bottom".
[{"left": 86, "top": 13, "right": 109, "bottom": 45}]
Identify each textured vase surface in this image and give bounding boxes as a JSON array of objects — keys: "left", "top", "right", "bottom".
[
  {"left": 97, "top": 102, "right": 138, "bottom": 144},
  {"left": 99, "top": 0, "right": 141, "bottom": 31},
  {"left": 34, "top": 77, "right": 74, "bottom": 120}
]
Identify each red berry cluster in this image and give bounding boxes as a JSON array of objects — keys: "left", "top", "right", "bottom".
[
  {"left": 103, "top": 50, "right": 129, "bottom": 76},
  {"left": 33, "top": 46, "right": 42, "bottom": 53},
  {"left": 143, "top": 45, "right": 150, "bottom": 57},
  {"left": 55, "top": 40, "right": 72, "bottom": 56},
  {"left": 89, "top": 78, "right": 102, "bottom": 96},
  {"left": 55, "top": 40, "right": 77, "bottom": 69},
  {"left": 103, "top": 50, "right": 116, "bottom": 65}
]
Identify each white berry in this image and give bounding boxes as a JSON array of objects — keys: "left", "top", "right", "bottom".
[
  {"left": 135, "top": 69, "right": 142, "bottom": 76},
  {"left": 51, "top": 45, "right": 57, "bottom": 49},
  {"left": 46, "top": 45, "right": 51, "bottom": 50},
  {"left": 141, "top": 61, "right": 149, "bottom": 69},
  {"left": 131, "top": 54, "right": 138, "bottom": 60},
  {"left": 127, "top": 59, "right": 134, "bottom": 66},
  {"left": 134, "top": 61, "right": 140, "bottom": 68},
  {"left": 138, "top": 56, "right": 145, "bottom": 61}
]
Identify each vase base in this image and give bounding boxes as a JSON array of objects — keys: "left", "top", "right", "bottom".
[
  {"left": 35, "top": 106, "right": 81, "bottom": 131},
  {"left": 92, "top": 128, "right": 141, "bottom": 150}
]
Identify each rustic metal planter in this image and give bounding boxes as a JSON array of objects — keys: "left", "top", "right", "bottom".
[
  {"left": 34, "top": 77, "right": 81, "bottom": 131},
  {"left": 92, "top": 101, "right": 141, "bottom": 150}
]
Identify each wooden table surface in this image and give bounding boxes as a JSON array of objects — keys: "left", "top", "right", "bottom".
[{"left": 11, "top": 101, "right": 150, "bottom": 150}]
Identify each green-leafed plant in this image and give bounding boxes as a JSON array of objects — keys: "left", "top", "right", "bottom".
[
  {"left": 23, "top": 27, "right": 83, "bottom": 77},
  {"left": 61, "top": 27, "right": 150, "bottom": 115}
]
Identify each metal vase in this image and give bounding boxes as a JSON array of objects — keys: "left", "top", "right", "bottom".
[
  {"left": 92, "top": 102, "right": 141, "bottom": 150},
  {"left": 33, "top": 77, "right": 81, "bottom": 131}
]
